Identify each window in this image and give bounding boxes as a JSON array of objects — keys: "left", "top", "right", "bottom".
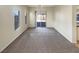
[
  {"left": 25, "top": 13, "right": 27, "bottom": 24},
  {"left": 14, "top": 10, "right": 20, "bottom": 30}
]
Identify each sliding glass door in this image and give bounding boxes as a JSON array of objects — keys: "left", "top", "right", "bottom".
[{"left": 36, "top": 11, "right": 46, "bottom": 27}]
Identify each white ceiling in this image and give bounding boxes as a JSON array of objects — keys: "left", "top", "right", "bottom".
[{"left": 27, "top": 5, "right": 55, "bottom": 8}]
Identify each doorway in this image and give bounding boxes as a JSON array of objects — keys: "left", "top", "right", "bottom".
[
  {"left": 35, "top": 11, "right": 47, "bottom": 27},
  {"left": 76, "top": 9, "right": 79, "bottom": 45}
]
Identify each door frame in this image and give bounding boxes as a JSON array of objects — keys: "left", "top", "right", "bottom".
[{"left": 35, "top": 11, "right": 47, "bottom": 28}]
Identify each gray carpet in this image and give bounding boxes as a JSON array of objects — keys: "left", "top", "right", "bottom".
[{"left": 2, "top": 28, "right": 79, "bottom": 53}]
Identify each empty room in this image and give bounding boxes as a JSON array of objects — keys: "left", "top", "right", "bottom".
[{"left": 0, "top": 5, "right": 79, "bottom": 53}]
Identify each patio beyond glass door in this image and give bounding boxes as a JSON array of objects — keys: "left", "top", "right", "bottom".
[{"left": 36, "top": 11, "right": 46, "bottom": 27}]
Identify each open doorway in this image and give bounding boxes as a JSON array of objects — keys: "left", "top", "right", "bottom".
[
  {"left": 35, "top": 11, "right": 47, "bottom": 27},
  {"left": 75, "top": 8, "right": 79, "bottom": 48},
  {"left": 76, "top": 9, "right": 79, "bottom": 46}
]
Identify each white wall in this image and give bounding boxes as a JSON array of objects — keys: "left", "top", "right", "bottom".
[
  {"left": 53, "top": 6, "right": 73, "bottom": 43},
  {"left": 29, "top": 7, "right": 54, "bottom": 28},
  {"left": 46, "top": 7, "right": 54, "bottom": 27},
  {"left": 29, "top": 7, "right": 36, "bottom": 27},
  {"left": 0, "top": 5, "right": 29, "bottom": 52}
]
